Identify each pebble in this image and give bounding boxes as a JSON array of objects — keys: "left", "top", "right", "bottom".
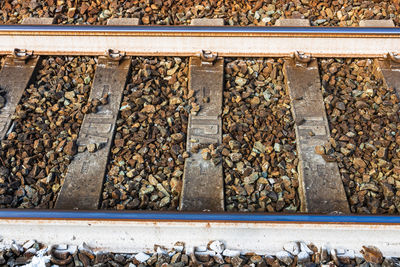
[
  {"left": 322, "top": 154, "right": 336, "bottom": 163},
  {"left": 383, "top": 257, "right": 396, "bottom": 267},
  {"left": 64, "top": 91, "right": 75, "bottom": 101},
  {"left": 206, "top": 240, "right": 223, "bottom": 254},
  {"left": 377, "top": 147, "right": 387, "bottom": 158},
  {"left": 223, "top": 58, "right": 299, "bottom": 212},
  {"left": 315, "top": 145, "right": 325, "bottom": 155},
  {"left": 222, "top": 249, "right": 240, "bottom": 257},
  {"left": 169, "top": 97, "right": 182, "bottom": 105},
  {"left": 229, "top": 152, "right": 242, "bottom": 162},
  {"left": 64, "top": 141, "right": 77, "bottom": 156},
  {"left": 244, "top": 173, "right": 259, "bottom": 185},
  {"left": 361, "top": 246, "right": 383, "bottom": 264},
  {"left": 102, "top": 57, "right": 188, "bottom": 210},
  {"left": 231, "top": 256, "right": 245, "bottom": 267},
  {"left": 202, "top": 151, "right": 211, "bottom": 160},
  {"left": 253, "top": 141, "right": 266, "bottom": 153},
  {"left": 283, "top": 242, "right": 300, "bottom": 255},
  {"left": 171, "top": 133, "right": 184, "bottom": 142},
  {"left": 0, "top": 239, "right": 396, "bottom": 267},
  {"left": 300, "top": 242, "right": 314, "bottom": 255},
  {"left": 235, "top": 77, "right": 247, "bottom": 86},
  {"left": 2, "top": 1, "right": 398, "bottom": 28},
  {"left": 276, "top": 250, "right": 293, "bottom": 265},
  {"left": 142, "top": 104, "right": 156, "bottom": 113},
  {"left": 87, "top": 143, "right": 97, "bottom": 153},
  {"left": 273, "top": 143, "right": 281, "bottom": 153},
  {"left": 0, "top": 166, "right": 9, "bottom": 177},
  {"left": 0, "top": 4, "right": 397, "bottom": 216},
  {"left": 298, "top": 251, "right": 310, "bottom": 263},
  {"left": 321, "top": 245, "right": 329, "bottom": 263},
  {"left": 0, "top": 95, "right": 5, "bottom": 109},
  {"left": 0, "top": 56, "right": 94, "bottom": 208},
  {"left": 331, "top": 249, "right": 340, "bottom": 266},
  {"left": 353, "top": 158, "right": 367, "bottom": 169},
  {"left": 229, "top": 140, "right": 241, "bottom": 150},
  {"left": 321, "top": 58, "right": 400, "bottom": 214},
  {"left": 134, "top": 252, "right": 150, "bottom": 263}
]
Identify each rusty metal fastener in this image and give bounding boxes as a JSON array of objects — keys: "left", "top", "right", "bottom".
[
  {"left": 13, "top": 48, "right": 33, "bottom": 60},
  {"left": 292, "top": 51, "right": 312, "bottom": 63},
  {"left": 199, "top": 50, "right": 218, "bottom": 63},
  {"left": 106, "top": 49, "right": 125, "bottom": 61},
  {"left": 384, "top": 52, "right": 400, "bottom": 63}
]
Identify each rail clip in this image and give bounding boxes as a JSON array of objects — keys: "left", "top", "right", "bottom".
[
  {"left": 106, "top": 49, "right": 126, "bottom": 61},
  {"left": 199, "top": 50, "right": 218, "bottom": 64},
  {"left": 13, "top": 48, "right": 33, "bottom": 62},
  {"left": 385, "top": 52, "right": 400, "bottom": 63},
  {"left": 292, "top": 51, "right": 312, "bottom": 67}
]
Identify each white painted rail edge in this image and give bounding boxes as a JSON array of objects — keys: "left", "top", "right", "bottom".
[
  {"left": 1, "top": 36, "right": 400, "bottom": 57},
  {"left": 1, "top": 219, "right": 400, "bottom": 255}
]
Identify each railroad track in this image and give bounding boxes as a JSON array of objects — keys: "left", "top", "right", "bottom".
[{"left": 0, "top": 17, "right": 400, "bottom": 263}]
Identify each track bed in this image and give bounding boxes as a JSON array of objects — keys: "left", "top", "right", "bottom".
[{"left": 1, "top": 54, "right": 400, "bottom": 214}]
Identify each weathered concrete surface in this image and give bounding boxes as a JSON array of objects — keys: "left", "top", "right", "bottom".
[
  {"left": 276, "top": 18, "right": 310, "bottom": 26},
  {"left": 56, "top": 18, "right": 139, "bottom": 210},
  {"left": 284, "top": 58, "right": 350, "bottom": 213},
  {"left": 191, "top": 18, "right": 224, "bottom": 26},
  {"left": 0, "top": 57, "right": 39, "bottom": 140},
  {"left": 360, "top": 20, "right": 400, "bottom": 99},
  {"left": 180, "top": 56, "right": 224, "bottom": 212},
  {"left": 55, "top": 57, "right": 131, "bottom": 210},
  {"left": 0, "top": 18, "right": 54, "bottom": 140},
  {"left": 180, "top": 18, "right": 225, "bottom": 212},
  {"left": 359, "top": 19, "right": 394, "bottom": 27}
]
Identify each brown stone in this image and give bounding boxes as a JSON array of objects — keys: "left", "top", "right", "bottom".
[
  {"left": 67, "top": 8, "right": 76, "bottom": 18},
  {"left": 142, "top": 105, "right": 156, "bottom": 113},
  {"left": 64, "top": 141, "right": 77, "bottom": 156},
  {"left": 353, "top": 158, "right": 367, "bottom": 169},
  {"left": 377, "top": 147, "right": 387, "bottom": 158},
  {"left": 322, "top": 154, "right": 336, "bottom": 163},
  {"left": 361, "top": 246, "right": 383, "bottom": 264},
  {"left": 314, "top": 145, "right": 325, "bottom": 155}
]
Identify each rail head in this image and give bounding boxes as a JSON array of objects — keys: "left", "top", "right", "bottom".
[
  {"left": 0, "top": 210, "right": 400, "bottom": 225},
  {"left": 1, "top": 210, "right": 400, "bottom": 255},
  {"left": 1, "top": 25, "right": 400, "bottom": 38},
  {"left": 0, "top": 25, "right": 399, "bottom": 58}
]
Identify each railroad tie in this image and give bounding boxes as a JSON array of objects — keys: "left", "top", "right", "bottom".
[
  {"left": 55, "top": 18, "right": 137, "bottom": 210},
  {"left": 361, "top": 20, "right": 400, "bottom": 98},
  {"left": 281, "top": 19, "right": 350, "bottom": 213},
  {"left": 359, "top": 19, "right": 395, "bottom": 27},
  {"left": 179, "top": 19, "right": 225, "bottom": 212},
  {"left": 0, "top": 17, "right": 54, "bottom": 140}
]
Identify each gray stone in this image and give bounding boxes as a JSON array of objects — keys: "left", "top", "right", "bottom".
[
  {"left": 283, "top": 242, "right": 300, "bottom": 256},
  {"left": 208, "top": 240, "right": 224, "bottom": 254},
  {"left": 235, "top": 77, "right": 247, "bottom": 86},
  {"left": 297, "top": 251, "right": 310, "bottom": 263},
  {"left": 276, "top": 250, "right": 293, "bottom": 265}
]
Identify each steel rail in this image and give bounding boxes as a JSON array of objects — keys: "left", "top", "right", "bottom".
[
  {"left": 0, "top": 25, "right": 400, "bottom": 37},
  {"left": 1, "top": 210, "right": 400, "bottom": 224},
  {"left": 0, "top": 210, "right": 400, "bottom": 255},
  {"left": 0, "top": 25, "right": 400, "bottom": 57}
]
